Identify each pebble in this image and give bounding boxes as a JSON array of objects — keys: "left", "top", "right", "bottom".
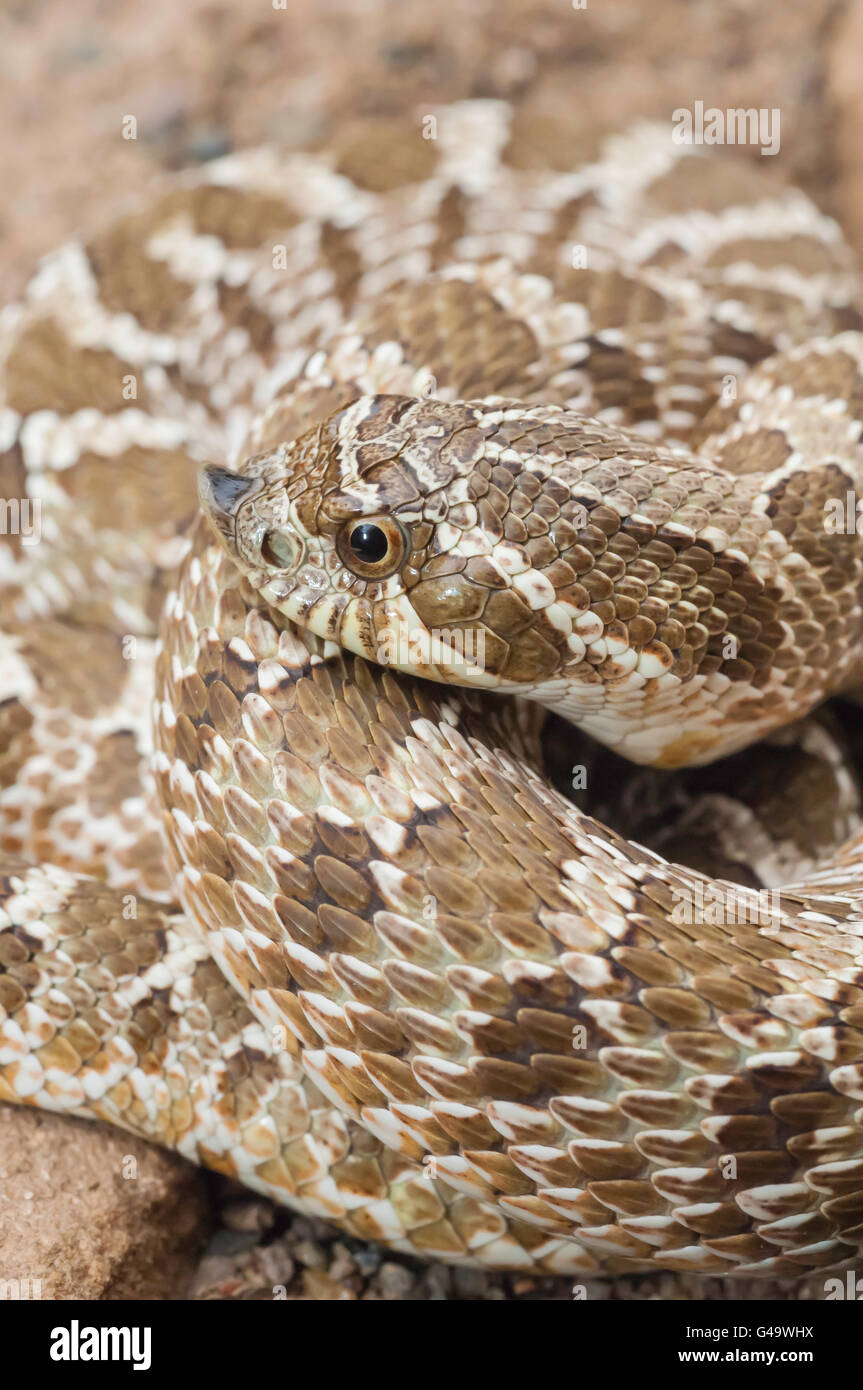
[
  {"left": 453, "top": 1267, "right": 489, "bottom": 1299},
  {"left": 422, "top": 1266, "right": 452, "bottom": 1300},
  {"left": 303, "top": 1269, "right": 356, "bottom": 1301},
  {"left": 329, "top": 1251, "right": 358, "bottom": 1283},
  {"left": 353, "top": 1245, "right": 383, "bottom": 1276},
  {"left": 377, "top": 1262, "right": 416, "bottom": 1300},
  {"left": 205, "top": 1227, "right": 262, "bottom": 1257},
  {"left": 293, "top": 1239, "right": 329, "bottom": 1271},
  {"left": 222, "top": 1199, "right": 274, "bottom": 1234}
]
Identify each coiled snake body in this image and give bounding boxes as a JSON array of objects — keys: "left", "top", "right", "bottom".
[{"left": 4, "top": 101, "right": 863, "bottom": 1277}]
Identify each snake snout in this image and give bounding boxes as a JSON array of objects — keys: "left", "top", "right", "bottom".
[{"left": 199, "top": 464, "right": 264, "bottom": 545}]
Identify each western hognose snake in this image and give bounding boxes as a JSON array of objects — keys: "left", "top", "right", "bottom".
[{"left": 2, "top": 101, "right": 863, "bottom": 1279}]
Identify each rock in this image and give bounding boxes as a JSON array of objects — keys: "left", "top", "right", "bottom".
[{"left": 0, "top": 1107, "right": 207, "bottom": 1300}]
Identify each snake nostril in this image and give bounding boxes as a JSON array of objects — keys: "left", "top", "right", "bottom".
[{"left": 261, "top": 529, "right": 298, "bottom": 569}]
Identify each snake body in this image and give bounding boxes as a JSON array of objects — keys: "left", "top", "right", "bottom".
[{"left": 4, "top": 101, "right": 863, "bottom": 1277}]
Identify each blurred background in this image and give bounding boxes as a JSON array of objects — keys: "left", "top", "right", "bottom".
[{"left": 3, "top": 0, "right": 863, "bottom": 298}]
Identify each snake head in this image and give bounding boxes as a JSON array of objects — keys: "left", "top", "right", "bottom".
[{"left": 199, "top": 392, "right": 594, "bottom": 691}]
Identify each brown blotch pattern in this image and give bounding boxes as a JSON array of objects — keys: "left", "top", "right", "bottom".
[
  {"left": 58, "top": 446, "right": 199, "bottom": 534},
  {"left": 333, "top": 117, "right": 440, "bottom": 193},
  {"left": 5, "top": 320, "right": 137, "bottom": 417},
  {"left": 354, "top": 279, "right": 541, "bottom": 398}
]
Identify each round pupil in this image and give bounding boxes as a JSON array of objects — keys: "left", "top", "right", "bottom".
[{"left": 349, "top": 523, "right": 389, "bottom": 563}]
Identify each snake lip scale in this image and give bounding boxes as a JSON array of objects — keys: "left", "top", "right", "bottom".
[{"left": 3, "top": 99, "right": 863, "bottom": 1278}]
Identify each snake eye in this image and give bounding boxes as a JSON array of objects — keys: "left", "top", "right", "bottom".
[
  {"left": 337, "top": 516, "right": 406, "bottom": 579},
  {"left": 260, "top": 530, "right": 297, "bottom": 569},
  {"left": 350, "top": 523, "right": 388, "bottom": 563}
]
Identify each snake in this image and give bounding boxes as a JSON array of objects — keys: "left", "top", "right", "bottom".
[{"left": 4, "top": 98, "right": 863, "bottom": 1281}]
